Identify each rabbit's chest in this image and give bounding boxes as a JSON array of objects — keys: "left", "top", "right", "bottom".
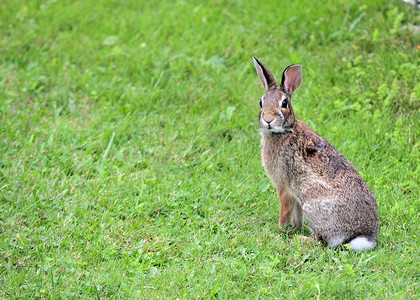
[
  {"left": 262, "top": 155, "right": 287, "bottom": 181},
  {"left": 261, "top": 146, "right": 293, "bottom": 185},
  {"left": 261, "top": 141, "right": 316, "bottom": 193}
]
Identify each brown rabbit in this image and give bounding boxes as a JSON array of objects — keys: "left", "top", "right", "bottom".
[{"left": 252, "top": 57, "right": 379, "bottom": 250}]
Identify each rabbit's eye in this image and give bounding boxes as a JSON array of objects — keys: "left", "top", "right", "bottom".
[
  {"left": 281, "top": 100, "right": 287, "bottom": 108},
  {"left": 259, "top": 100, "right": 262, "bottom": 108}
]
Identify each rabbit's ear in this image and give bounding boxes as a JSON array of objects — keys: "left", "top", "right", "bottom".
[
  {"left": 253, "top": 57, "right": 277, "bottom": 92},
  {"left": 281, "top": 65, "right": 302, "bottom": 95}
]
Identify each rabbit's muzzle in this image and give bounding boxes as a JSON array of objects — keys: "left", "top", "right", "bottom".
[{"left": 259, "top": 110, "right": 286, "bottom": 133}]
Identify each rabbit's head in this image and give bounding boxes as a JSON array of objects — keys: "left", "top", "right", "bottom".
[{"left": 253, "top": 57, "right": 302, "bottom": 133}]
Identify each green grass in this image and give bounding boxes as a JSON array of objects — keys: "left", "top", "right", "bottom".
[{"left": 0, "top": 0, "right": 419, "bottom": 298}]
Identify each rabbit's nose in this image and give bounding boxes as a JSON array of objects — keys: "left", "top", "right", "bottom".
[
  {"left": 263, "top": 115, "right": 275, "bottom": 123},
  {"left": 262, "top": 112, "right": 276, "bottom": 123}
]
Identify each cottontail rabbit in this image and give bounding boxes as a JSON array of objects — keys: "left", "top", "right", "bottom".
[{"left": 252, "top": 57, "right": 379, "bottom": 251}]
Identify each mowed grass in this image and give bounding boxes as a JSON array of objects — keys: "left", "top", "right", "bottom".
[{"left": 0, "top": 0, "right": 419, "bottom": 298}]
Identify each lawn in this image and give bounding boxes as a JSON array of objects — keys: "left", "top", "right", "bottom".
[{"left": 0, "top": 0, "right": 419, "bottom": 298}]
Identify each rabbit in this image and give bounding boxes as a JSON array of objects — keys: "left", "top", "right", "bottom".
[{"left": 252, "top": 57, "right": 380, "bottom": 251}]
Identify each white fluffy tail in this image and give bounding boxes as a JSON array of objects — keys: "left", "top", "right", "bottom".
[{"left": 348, "top": 236, "right": 376, "bottom": 251}]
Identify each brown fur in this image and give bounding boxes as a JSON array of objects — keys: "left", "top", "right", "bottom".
[{"left": 253, "top": 57, "right": 380, "bottom": 249}]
